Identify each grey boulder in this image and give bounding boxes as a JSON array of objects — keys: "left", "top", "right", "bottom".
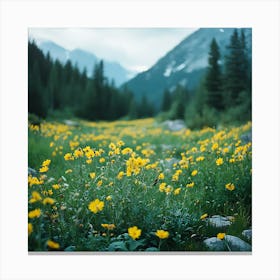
[{"left": 203, "top": 235, "right": 252, "bottom": 251}]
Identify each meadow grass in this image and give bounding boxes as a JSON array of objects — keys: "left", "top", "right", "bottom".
[{"left": 28, "top": 118, "right": 252, "bottom": 251}]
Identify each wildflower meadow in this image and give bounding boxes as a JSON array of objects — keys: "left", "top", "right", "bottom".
[{"left": 28, "top": 118, "right": 252, "bottom": 252}]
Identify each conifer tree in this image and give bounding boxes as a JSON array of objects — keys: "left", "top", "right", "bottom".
[
  {"left": 161, "top": 89, "right": 172, "bottom": 112},
  {"left": 205, "top": 38, "right": 223, "bottom": 110},
  {"left": 224, "top": 29, "right": 248, "bottom": 107}
]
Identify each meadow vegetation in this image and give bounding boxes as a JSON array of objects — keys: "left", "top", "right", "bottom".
[{"left": 28, "top": 118, "right": 252, "bottom": 251}]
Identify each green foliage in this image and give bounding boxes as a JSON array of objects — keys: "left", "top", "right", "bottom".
[
  {"left": 185, "top": 106, "right": 219, "bottom": 129},
  {"left": 28, "top": 41, "right": 154, "bottom": 121},
  {"left": 168, "top": 85, "right": 191, "bottom": 120},
  {"left": 205, "top": 38, "right": 224, "bottom": 111},
  {"left": 223, "top": 29, "right": 251, "bottom": 107},
  {"left": 28, "top": 118, "right": 252, "bottom": 251},
  {"left": 183, "top": 29, "right": 251, "bottom": 129},
  {"left": 161, "top": 89, "right": 172, "bottom": 112}
]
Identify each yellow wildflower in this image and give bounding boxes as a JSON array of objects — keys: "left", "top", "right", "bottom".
[
  {"left": 86, "top": 159, "right": 93, "bottom": 164},
  {"left": 43, "top": 197, "right": 55, "bottom": 205},
  {"left": 191, "top": 170, "right": 198, "bottom": 176},
  {"left": 39, "top": 166, "right": 49, "bottom": 173},
  {"left": 64, "top": 153, "right": 74, "bottom": 161},
  {"left": 74, "top": 148, "right": 83, "bottom": 158},
  {"left": 42, "top": 159, "right": 51, "bottom": 166},
  {"left": 28, "top": 208, "right": 41, "bottom": 218},
  {"left": 158, "top": 173, "right": 164, "bottom": 180},
  {"left": 65, "top": 169, "right": 72, "bottom": 174},
  {"left": 159, "top": 182, "right": 166, "bottom": 192},
  {"left": 217, "top": 233, "right": 226, "bottom": 240},
  {"left": 117, "top": 171, "right": 125, "bottom": 180},
  {"left": 155, "top": 229, "right": 169, "bottom": 239},
  {"left": 101, "top": 224, "right": 116, "bottom": 230},
  {"left": 128, "top": 226, "right": 141, "bottom": 240},
  {"left": 117, "top": 140, "right": 125, "bottom": 147},
  {"left": 165, "top": 185, "right": 172, "bottom": 195},
  {"left": 99, "top": 157, "right": 105, "bottom": 163},
  {"left": 88, "top": 199, "right": 104, "bottom": 214},
  {"left": 216, "top": 158, "right": 224, "bottom": 166},
  {"left": 122, "top": 147, "right": 133, "bottom": 155},
  {"left": 29, "top": 191, "right": 42, "bottom": 203},
  {"left": 47, "top": 240, "right": 60, "bottom": 249},
  {"left": 89, "top": 172, "right": 96, "bottom": 179},
  {"left": 28, "top": 176, "right": 43, "bottom": 186},
  {"left": 186, "top": 182, "right": 195, "bottom": 188},
  {"left": 97, "top": 180, "right": 103, "bottom": 187},
  {"left": 200, "top": 145, "right": 206, "bottom": 152},
  {"left": 109, "top": 143, "right": 116, "bottom": 150},
  {"left": 174, "top": 188, "right": 181, "bottom": 195},
  {"left": 223, "top": 147, "right": 229, "bottom": 153},
  {"left": 196, "top": 156, "right": 205, "bottom": 162},
  {"left": 212, "top": 143, "right": 219, "bottom": 151},
  {"left": 225, "top": 183, "right": 235, "bottom": 191},
  {"left": 52, "top": 184, "right": 60, "bottom": 190},
  {"left": 28, "top": 223, "right": 33, "bottom": 236},
  {"left": 200, "top": 213, "right": 208, "bottom": 220},
  {"left": 106, "top": 195, "right": 112, "bottom": 201}
]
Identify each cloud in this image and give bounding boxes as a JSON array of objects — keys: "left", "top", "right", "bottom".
[{"left": 29, "top": 28, "right": 198, "bottom": 71}]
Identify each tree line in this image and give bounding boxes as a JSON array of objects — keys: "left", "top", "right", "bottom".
[
  {"left": 28, "top": 41, "right": 154, "bottom": 120},
  {"left": 29, "top": 28, "right": 251, "bottom": 127},
  {"left": 160, "top": 28, "right": 251, "bottom": 128}
]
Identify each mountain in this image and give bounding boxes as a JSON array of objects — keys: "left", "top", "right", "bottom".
[
  {"left": 124, "top": 28, "right": 252, "bottom": 106},
  {"left": 38, "top": 41, "right": 136, "bottom": 87}
]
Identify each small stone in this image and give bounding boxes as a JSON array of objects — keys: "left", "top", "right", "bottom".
[
  {"left": 63, "top": 120, "right": 79, "bottom": 127},
  {"left": 161, "top": 144, "right": 173, "bottom": 151},
  {"left": 162, "top": 119, "right": 186, "bottom": 131},
  {"left": 203, "top": 237, "right": 226, "bottom": 251},
  {"left": 225, "top": 235, "right": 252, "bottom": 251},
  {"left": 242, "top": 229, "right": 252, "bottom": 241},
  {"left": 240, "top": 131, "right": 252, "bottom": 143},
  {"left": 204, "top": 235, "right": 252, "bottom": 251},
  {"left": 208, "top": 215, "right": 232, "bottom": 228},
  {"left": 47, "top": 177, "right": 55, "bottom": 183},
  {"left": 28, "top": 167, "right": 37, "bottom": 176}
]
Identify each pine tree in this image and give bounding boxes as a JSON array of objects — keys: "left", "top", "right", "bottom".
[
  {"left": 224, "top": 29, "right": 248, "bottom": 107},
  {"left": 205, "top": 38, "right": 223, "bottom": 110},
  {"left": 161, "top": 89, "right": 172, "bottom": 112}
]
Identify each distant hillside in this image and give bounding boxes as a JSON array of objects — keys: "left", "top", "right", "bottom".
[
  {"left": 38, "top": 41, "right": 137, "bottom": 87},
  {"left": 124, "top": 28, "right": 252, "bottom": 106}
]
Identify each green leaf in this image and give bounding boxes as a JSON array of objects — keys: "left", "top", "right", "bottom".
[
  {"left": 64, "top": 245, "right": 76, "bottom": 251},
  {"left": 145, "top": 247, "right": 159, "bottom": 251},
  {"left": 108, "top": 241, "right": 128, "bottom": 251},
  {"left": 128, "top": 239, "right": 146, "bottom": 251}
]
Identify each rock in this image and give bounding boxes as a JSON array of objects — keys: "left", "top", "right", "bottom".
[
  {"left": 63, "top": 120, "right": 79, "bottom": 127},
  {"left": 161, "top": 144, "right": 173, "bottom": 151},
  {"left": 240, "top": 131, "right": 252, "bottom": 143},
  {"left": 162, "top": 119, "right": 186, "bottom": 131},
  {"left": 159, "top": 157, "right": 179, "bottom": 169},
  {"left": 203, "top": 237, "right": 226, "bottom": 251},
  {"left": 28, "top": 167, "right": 37, "bottom": 177},
  {"left": 207, "top": 215, "right": 232, "bottom": 228},
  {"left": 47, "top": 177, "right": 55, "bottom": 184},
  {"left": 204, "top": 235, "right": 252, "bottom": 251},
  {"left": 224, "top": 235, "right": 252, "bottom": 251},
  {"left": 242, "top": 229, "right": 252, "bottom": 241}
]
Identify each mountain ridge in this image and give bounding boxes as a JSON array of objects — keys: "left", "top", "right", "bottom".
[
  {"left": 37, "top": 40, "right": 136, "bottom": 87},
  {"left": 124, "top": 28, "right": 252, "bottom": 107}
]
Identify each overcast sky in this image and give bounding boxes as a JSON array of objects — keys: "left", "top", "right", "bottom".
[{"left": 29, "top": 28, "right": 198, "bottom": 72}]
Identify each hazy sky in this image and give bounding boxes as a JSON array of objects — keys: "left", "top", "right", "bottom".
[{"left": 29, "top": 28, "right": 198, "bottom": 72}]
